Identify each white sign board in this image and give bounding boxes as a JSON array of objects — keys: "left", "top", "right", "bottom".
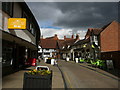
[{"left": 106, "top": 60, "right": 114, "bottom": 69}]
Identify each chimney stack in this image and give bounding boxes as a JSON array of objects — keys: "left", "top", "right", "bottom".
[
  {"left": 76, "top": 34, "right": 80, "bottom": 40},
  {"left": 55, "top": 34, "right": 57, "bottom": 37},
  {"left": 71, "top": 35, "right": 74, "bottom": 39},
  {"left": 64, "top": 36, "right": 66, "bottom": 40}
]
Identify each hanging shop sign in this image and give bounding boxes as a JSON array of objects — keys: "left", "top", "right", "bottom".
[{"left": 8, "top": 18, "right": 26, "bottom": 29}]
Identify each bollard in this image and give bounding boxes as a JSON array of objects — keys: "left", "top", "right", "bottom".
[
  {"left": 51, "top": 59, "right": 55, "bottom": 65},
  {"left": 75, "top": 58, "right": 78, "bottom": 63}
]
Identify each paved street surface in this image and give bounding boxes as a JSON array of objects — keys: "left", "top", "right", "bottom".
[
  {"left": 2, "top": 59, "right": 120, "bottom": 89},
  {"left": 58, "top": 60, "right": 119, "bottom": 88}
]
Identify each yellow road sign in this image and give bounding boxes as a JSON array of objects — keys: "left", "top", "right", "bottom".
[{"left": 8, "top": 18, "right": 26, "bottom": 29}]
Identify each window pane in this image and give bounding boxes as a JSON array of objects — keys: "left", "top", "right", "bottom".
[{"left": 2, "top": 2, "right": 13, "bottom": 17}]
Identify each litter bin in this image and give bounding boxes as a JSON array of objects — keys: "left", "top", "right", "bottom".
[
  {"left": 66, "top": 57, "right": 69, "bottom": 61},
  {"left": 46, "top": 58, "right": 51, "bottom": 64},
  {"left": 44, "top": 57, "right": 48, "bottom": 63},
  {"left": 51, "top": 59, "right": 55, "bottom": 65},
  {"left": 75, "top": 58, "right": 78, "bottom": 63}
]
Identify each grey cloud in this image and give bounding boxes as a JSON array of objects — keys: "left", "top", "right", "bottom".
[
  {"left": 27, "top": 2, "right": 59, "bottom": 21},
  {"left": 54, "top": 2, "right": 118, "bottom": 29},
  {"left": 27, "top": 2, "right": 118, "bottom": 35}
]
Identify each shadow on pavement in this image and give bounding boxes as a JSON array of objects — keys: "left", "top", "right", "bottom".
[{"left": 79, "top": 64, "right": 119, "bottom": 81}]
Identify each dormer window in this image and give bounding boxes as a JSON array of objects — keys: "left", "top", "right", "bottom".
[
  {"left": 93, "top": 36, "right": 98, "bottom": 45},
  {"left": 94, "top": 36, "right": 97, "bottom": 41}
]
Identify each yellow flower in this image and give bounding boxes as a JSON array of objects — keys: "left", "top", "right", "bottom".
[
  {"left": 33, "top": 69, "right": 37, "bottom": 72},
  {"left": 28, "top": 71, "right": 32, "bottom": 73},
  {"left": 27, "top": 69, "right": 51, "bottom": 75}
]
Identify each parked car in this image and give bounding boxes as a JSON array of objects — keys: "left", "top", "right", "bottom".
[{"left": 25, "top": 58, "right": 37, "bottom": 66}]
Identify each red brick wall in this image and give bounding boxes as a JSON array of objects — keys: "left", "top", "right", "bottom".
[
  {"left": 100, "top": 21, "right": 119, "bottom": 52},
  {"left": 118, "top": 22, "right": 120, "bottom": 50}
]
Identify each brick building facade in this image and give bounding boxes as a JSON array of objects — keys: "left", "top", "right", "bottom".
[{"left": 100, "top": 21, "right": 120, "bottom": 69}]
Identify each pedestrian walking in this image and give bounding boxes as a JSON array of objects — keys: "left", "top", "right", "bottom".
[
  {"left": 38, "top": 56, "right": 41, "bottom": 62},
  {"left": 54, "top": 59, "right": 58, "bottom": 66}
]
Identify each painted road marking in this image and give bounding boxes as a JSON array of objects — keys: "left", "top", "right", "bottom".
[{"left": 62, "top": 70, "right": 73, "bottom": 88}]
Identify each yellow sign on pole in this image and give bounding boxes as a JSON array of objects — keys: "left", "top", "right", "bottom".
[{"left": 8, "top": 18, "right": 26, "bottom": 29}]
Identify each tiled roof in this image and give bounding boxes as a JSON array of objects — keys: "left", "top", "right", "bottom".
[
  {"left": 89, "top": 28, "right": 103, "bottom": 35},
  {"left": 85, "top": 28, "right": 103, "bottom": 39},
  {"left": 45, "top": 34, "right": 58, "bottom": 40},
  {"left": 73, "top": 38, "right": 90, "bottom": 46},
  {"left": 40, "top": 39, "right": 57, "bottom": 49},
  {"left": 57, "top": 40, "right": 65, "bottom": 49},
  {"left": 58, "top": 39, "right": 76, "bottom": 50},
  {"left": 63, "top": 39, "right": 76, "bottom": 46},
  {"left": 46, "top": 36, "right": 58, "bottom": 40},
  {"left": 64, "top": 38, "right": 73, "bottom": 40},
  {"left": 40, "top": 34, "right": 79, "bottom": 50}
]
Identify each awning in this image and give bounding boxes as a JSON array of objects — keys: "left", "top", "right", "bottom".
[{"left": 1, "top": 30, "right": 37, "bottom": 50}]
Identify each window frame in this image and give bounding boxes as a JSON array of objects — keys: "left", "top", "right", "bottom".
[
  {"left": 22, "top": 10, "right": 36, "bottom": 36},
  {"left": 2, "top": 2, "right": 14, "bottom": 17}
]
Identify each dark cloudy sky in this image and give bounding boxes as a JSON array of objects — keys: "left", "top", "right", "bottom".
[{"left": 27, "top": 2, "right": 118, "bottom": 39}]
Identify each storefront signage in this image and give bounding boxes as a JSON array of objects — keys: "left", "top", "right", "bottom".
[{"left": 8, "top": 18, "right": 26, "bottom": 29}]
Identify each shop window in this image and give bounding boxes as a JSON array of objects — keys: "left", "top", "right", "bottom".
[
  {"left": 2, "top": 40, "right": 13, "bottom": 66},
  {"left": 22, "top": 11, "right": 35, "bottom": 35},
  {"left": 46, "top": 49, "right": 49, "bottom": 51},
  {"left": 2, "top": 2, "right": 14, "bottom": 17},
  {"left": 22, "top": 11, "right": 30, "bottom": 30},
  {"left": 30, "top": 23, "right": 35, "bottom": 35}
]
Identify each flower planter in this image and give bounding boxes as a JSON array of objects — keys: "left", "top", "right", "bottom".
[{"left": 23, "top": 71, "right": 52, "bottom": 89}]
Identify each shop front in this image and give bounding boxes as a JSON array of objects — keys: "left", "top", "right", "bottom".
[{"left": 2, "top": 31, "right": 38, "bottom": 76}]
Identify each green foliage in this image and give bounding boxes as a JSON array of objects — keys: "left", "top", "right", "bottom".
[
  {"left": 84, "top": 58, "right": 91, "bottom": 63},
  {"left": 96, "top": 59, "right": 105, "bottom": 67},
  {"left": 79, "top": 59, "right": 85, "bottom": 62},
  {"left": 90, "top": 60, "right": 97, "bottom": 65},
  {"left": 90, "top": 59, "right": 105, "bottom": 67},
  {"left": 79, "top": 58, "right": 105, "bottom": 68}
]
